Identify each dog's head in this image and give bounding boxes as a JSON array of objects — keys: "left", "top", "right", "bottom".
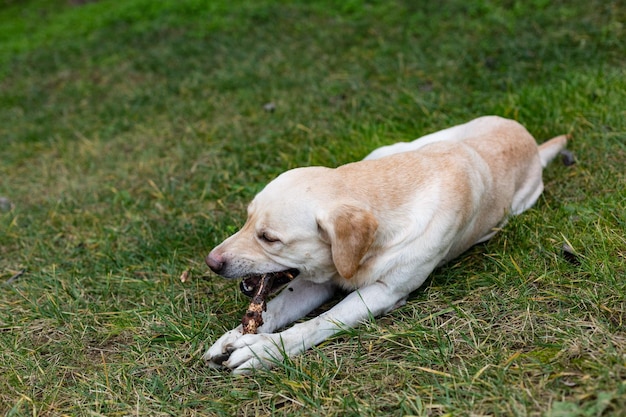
[{"left": 206, "top": 167, "right": 379, "bottom": 284}]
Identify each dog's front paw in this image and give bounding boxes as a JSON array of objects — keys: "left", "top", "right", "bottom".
[
  {"left": 202, "top": 325, "right": 244, "bottom": 368},
  {"left": 220, "top": 333, "right": 284, "bottom": 375}
]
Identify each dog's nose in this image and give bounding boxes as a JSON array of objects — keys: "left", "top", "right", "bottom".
[{"left": 206, "top": 251, "right": 224, "bottom": 273}]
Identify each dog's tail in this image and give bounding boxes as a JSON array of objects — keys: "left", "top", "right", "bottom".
[{"left": 538, "top": 134, "right": 568, "bottom": 168}]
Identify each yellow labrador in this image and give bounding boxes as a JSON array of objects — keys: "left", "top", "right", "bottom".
[{"left": 204, "top": 116, "right": 567, "bottom": 374}]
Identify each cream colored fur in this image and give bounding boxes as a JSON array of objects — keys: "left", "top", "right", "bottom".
[{"left": 203, "top": 116, "right": 567, "bottom": 374}]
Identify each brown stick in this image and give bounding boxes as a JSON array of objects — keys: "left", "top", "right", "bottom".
[{"left": 241, "top": 273, "right": 275, "bottom": 334}]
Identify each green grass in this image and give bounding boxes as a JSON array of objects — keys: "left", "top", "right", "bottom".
[{"left": 1, "top": 0, "right": 625, "bottom": 415}]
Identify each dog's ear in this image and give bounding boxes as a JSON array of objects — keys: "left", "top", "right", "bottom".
[{"left": 317, "top": 205, "right": 378, "bottom": 279}]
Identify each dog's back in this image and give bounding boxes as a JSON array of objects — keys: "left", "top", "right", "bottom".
[
  {"left": 354, "top": 116, "right": 567, "bottom": 263},
  {"left": 364, "top": 116, "right": 566, "bottom": 215}
]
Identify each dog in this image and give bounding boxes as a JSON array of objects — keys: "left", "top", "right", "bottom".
[{"left": 203, "top": 116, "right": 567, "bottom": 374}]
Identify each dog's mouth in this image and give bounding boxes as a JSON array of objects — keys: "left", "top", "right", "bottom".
[{"left": 239, "top": 269, "right": 300, "bottom": 298}]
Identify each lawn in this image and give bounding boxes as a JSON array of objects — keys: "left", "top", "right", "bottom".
[{"left": 1, "top": 0, "right": 625, "bottom": 415}]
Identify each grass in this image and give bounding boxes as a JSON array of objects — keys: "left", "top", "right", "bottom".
[{"left": 1, "top": 0, "right": 625, "bottom": 415}]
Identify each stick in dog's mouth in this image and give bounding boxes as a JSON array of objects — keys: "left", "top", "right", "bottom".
[
  {"left": 240, "top": 269, "right": 298, "bottom": 334},
  {"left": 239, "top": 269, "right": 299, "bottom": 298}
]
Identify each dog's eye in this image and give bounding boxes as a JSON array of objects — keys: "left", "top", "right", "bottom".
[{"left": 259, "top": 232, "right": 280, "bottom": 243}]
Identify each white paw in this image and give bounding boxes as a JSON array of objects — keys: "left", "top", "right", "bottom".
[
  {"left": 202, "top": 325, "right": 244, "bottom": 368},
  {"left": 204, "top": 329, "right": 288, "bottom": 374},
  {"left": 222, "top": 333, "right": 284, "bottom": 375}
]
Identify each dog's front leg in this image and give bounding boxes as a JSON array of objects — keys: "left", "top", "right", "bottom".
[
  {"left": 203, "top": 279, "right": 335, "bottom": 368},
  {"left": 259, "top": 278, "right": 337, "bottom": 333},
  {"left": 221, "top": 281, "right": 405, "bottom": 374}
]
